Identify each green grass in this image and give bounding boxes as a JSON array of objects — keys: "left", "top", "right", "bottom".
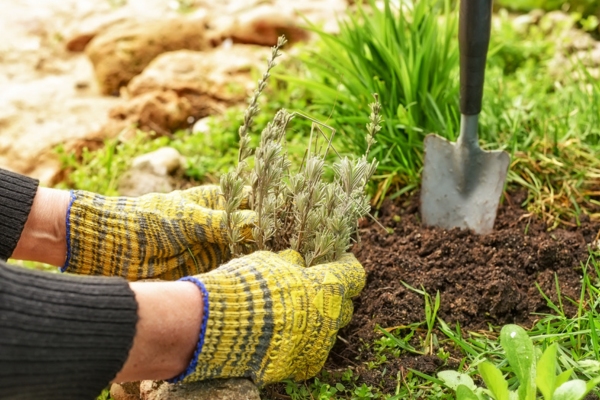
[
  {"left": 282, "top": 0, "right": 460, "bottom": 189},
  {"left": 430, "top": 251, "right": 600, "bottom": 398},
  {"left": 484, "top": 11, "right": 600, "bottom": 226}
]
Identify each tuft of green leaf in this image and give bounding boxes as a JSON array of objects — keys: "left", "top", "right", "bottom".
[
  {"left": 500, "top": 324, "right": 537, "bottom": 400},
  {"left": 478, "top": 361, "right": 510, "bottom": 400}
]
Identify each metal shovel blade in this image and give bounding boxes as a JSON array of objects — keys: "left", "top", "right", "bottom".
[
  {"left": 420, "top": 0, "right": 510, "bottom": 235},
  {"left": 421, "top": 116, "right": 510, "bottom": 234}
]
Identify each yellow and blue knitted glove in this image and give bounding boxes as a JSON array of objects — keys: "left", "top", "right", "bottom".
[
  {"left": 62, "top": 185, "right": 255, "bottom": 281},
  {"left": 170, "top": 249, "right": 365, "bottom": 386}
]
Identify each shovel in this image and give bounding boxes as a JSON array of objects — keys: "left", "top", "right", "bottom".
[{"left": 420, "top": 0, "right": 510, "bottom": 235}]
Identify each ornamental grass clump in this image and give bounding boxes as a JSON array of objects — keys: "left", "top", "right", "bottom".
[
  {"left": 220, "top": 36, "right": 380, "bottom": 267},
  {"left": 285, "top": 0, "right": 459, "bottom": 185}
]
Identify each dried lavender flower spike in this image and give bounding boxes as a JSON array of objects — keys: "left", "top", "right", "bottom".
[
  {"left": 220, "top": 35, "right": 288, "bottom": 257},
  {"left": 236, "top": 35, "right": 288, "bottom": 174},
  {"left": 366, "top": 93, "right": 382, "bottom": 155}
]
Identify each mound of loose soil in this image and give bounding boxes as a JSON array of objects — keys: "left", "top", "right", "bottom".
[{"left": 321, "top": 190, "right": 600, "bottom": 392}]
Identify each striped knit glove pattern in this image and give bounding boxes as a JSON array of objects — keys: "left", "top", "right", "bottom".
[
  {"left": 170, "top": 249, "right": 366, "bottom": 386},
  {"left": 62, "top": 185, "right": 255, "bottom": 281}
]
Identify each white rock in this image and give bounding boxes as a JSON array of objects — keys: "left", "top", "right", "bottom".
[
  {"left": 192, "top": 117, "right": 212, "bottom": 134},
  {"left": 131, "top": 147, "right": 185, "bottom": 176},
  {"left": 118, "top": 147, "right": 185, "bottom": 196}
]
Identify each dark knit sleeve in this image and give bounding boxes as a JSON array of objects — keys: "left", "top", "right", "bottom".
[
  {"left": 0, "top": 168, "right": 39, "bottom": 260},
  {"left": 0, "top": 261, "right": 138, "bottom": 400}
]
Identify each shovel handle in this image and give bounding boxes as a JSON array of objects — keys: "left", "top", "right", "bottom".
[{"left": 459, "top": 0, "right": 493, "bottom": 116}]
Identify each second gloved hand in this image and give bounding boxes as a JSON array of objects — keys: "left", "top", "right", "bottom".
[
  {"left": 62, "top": 185, "right": 255, "bottom": 280},
  {"left": 170, "top": 250, "right": 366, "bottom": 386}
]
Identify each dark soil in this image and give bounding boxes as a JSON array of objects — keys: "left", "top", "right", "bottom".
[
  {"left": 344, "top": 190, "right": 599, "bottom": 340},
  {"left": 320, "top": 190, "right": 600, "bottom": 394},
  {"left": 264, "top": 190, "right": 600, "bottom": 398}
]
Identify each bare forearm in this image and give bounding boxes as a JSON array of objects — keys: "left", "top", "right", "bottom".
[
  {"left": 114, "top": 281, "right": 203, "bottom": 382},
  {"left": 12, "top": 187, "right": 69, "bottom": 266}
]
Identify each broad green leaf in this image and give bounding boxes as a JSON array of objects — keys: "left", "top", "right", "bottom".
[
  {"left": 438, "top": 370, "right": 476, "bottom": 390},
  {"left": 552, "top": 380, "right": 587, "bottom": 400},
  {"left": 456, "top": 384, "right": 480, "bottom": 400},
  {"left": 555, "top": 369, "right": 573, "bottom": 389},
  {"left": 500, "top": 325, "right": 536, "bottom": 400},
  {"left": 478, "top": 361, "right": 509, "bottom": 400},
  {"left": 536, "top": 344, "right": 558, "bottom": 400}
]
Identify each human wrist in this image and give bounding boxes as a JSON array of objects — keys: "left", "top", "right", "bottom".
[
  {"left": 12, "top": 187, "right": 69, "bottom": 266},
  {"left": 114, "top": 281, "right": 203, "bottom": 382}
]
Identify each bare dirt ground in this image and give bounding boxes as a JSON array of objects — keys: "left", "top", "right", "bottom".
[{"left": 0, "top": 0, "right": 179, "bottom": 183}]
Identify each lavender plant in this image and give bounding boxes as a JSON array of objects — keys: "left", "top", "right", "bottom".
[{"left": 221, "top": 36, "right": 380, "bottom": 266}]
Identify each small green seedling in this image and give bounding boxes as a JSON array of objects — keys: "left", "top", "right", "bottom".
[
  {"left": 437, "top": 370, "right": 487, "bottom": 399},
  {"left": 439, "top": 324, "right": 600, "bottom": 400}
]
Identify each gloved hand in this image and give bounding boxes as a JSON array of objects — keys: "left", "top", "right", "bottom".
[
  {"left": 170, "top": 249, "right": 366, "bottom": 386},
  {"left": 61, "top": 185, "right": 255, "bottom": 281}
]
